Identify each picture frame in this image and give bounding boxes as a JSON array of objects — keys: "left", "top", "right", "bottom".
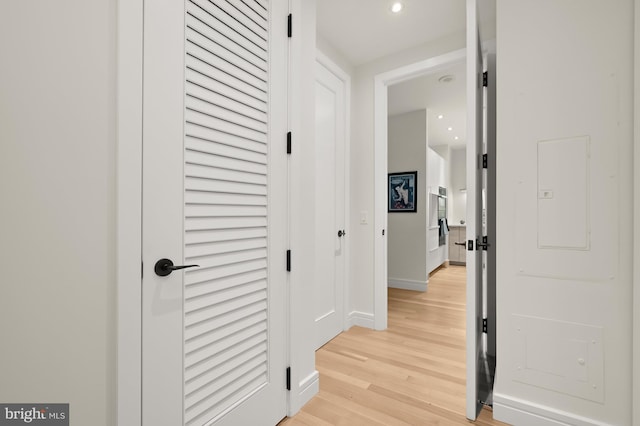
[{"left": 388, "top": 171, "right": 417, "bottom": 212}]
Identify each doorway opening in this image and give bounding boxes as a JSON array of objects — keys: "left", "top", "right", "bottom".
[
  {"left": 373, "top": 48, "right": 467, "bottom": 330},
  {"left": 315, "top": 0, "right": 497, "bottom": 421}
]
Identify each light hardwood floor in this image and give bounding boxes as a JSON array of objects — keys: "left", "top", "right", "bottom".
[{"left": 279, "top": 265, "right": 507, "bottom": 425}]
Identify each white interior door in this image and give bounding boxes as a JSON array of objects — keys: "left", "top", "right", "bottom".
[
  {"left": 313, "top": 57, "right": 346, "bottom": 349},
  {"left": 141, "top": 1, "right": 288, "bottom": 425},
  {"left": 466, "top": 0, "right": 485, "bottom": 420}
]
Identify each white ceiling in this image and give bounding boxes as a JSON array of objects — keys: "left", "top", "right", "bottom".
[
  {"left": 316, "top": 0, "right": 466, "bottom": 67},
  {"left": 316, "top": 0, "right": 495, "bottom": 149},
  {"left": 388, "top": 61, "right": 467, "bottom": 148}
]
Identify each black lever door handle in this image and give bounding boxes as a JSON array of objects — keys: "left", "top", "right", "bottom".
[
  {"left": 454, "top": 242, "right": 466, "bottom": 246},
  {"left": 338, "top": 229, "right": 346, "bottom": 238},
  {"left": 154, "top": 258, "right": 199, "bottom": 277}
]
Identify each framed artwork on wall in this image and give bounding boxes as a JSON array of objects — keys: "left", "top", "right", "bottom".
[{"left": 388, "top": 171, "right": 417, "bottom": 212}]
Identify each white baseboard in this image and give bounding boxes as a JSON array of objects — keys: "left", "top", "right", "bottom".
[
  {"left": 387, "top": 277, "right": 428, "bottom": 292},
  {"left": 347, "top": 310, "right": 375, "bottom": 329},
  {"left": 493, "top": 393, "right": 610, "bottom": 426},
  {"left": 291, "top": 370, "right": 319, "bottom": 414}
]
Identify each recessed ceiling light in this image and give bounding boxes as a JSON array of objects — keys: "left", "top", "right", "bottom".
[
  {"left": 454, "top": 136, "right": 459, "bottom": 140},
  {"left": 448, "top": 127, "right": 453, "bottom": 131},
  {"left": 437, "top": 114, "right": 444, "bottom": 119},
  {"left": 438, "top": 75, "right": 455, "bottom": 84},
  {"left": 391, "top": 2, "right": 403, "bottom": 13}
]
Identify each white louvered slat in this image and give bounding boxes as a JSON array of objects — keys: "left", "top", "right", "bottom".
[
  {"left": 185, "top": 139, "right": 265, "bottom": 167},
  {"left": 185, "top": 238, "right": 267, "bottom": 261},
  {"left": 206, "top": 0, "right": 267, "bottom": 43},
  {"left": 185, "top": 204, "right": 268, "bottom": 219},
  {"left": 186, "top": 93, "right": 267, "bottom": 134},
  {"left": 185, "top": 282, "right": 267, "bottom": 319},
  {"left": 185, "top": 191, "right": 266, "bottom": 207},
  {"left": 185, "top": 268, "right": 267, "bottom": 300},
  {"left": 185, "top": 258, "right": 267, "bottom": 286},
  {"left": 184, "top": 248, "right": 267, "bottom": 274},
  {"left": 186, "top": 163, "right": 266, "bottom": 187},
  {"left": 182, "top": 0, "right": 272, "bottom": 423},
  {"left": 230, "top": 0, "right": 267, "bottom": 23},
  {"left": 187, "top": 1, "right": 267, "bottom": 62},
  {"left": 185, "top": 300, "right": 267, "bottom": 352},
  {"left": 186, "top": 109, "right": 267, "bottom": 147},
  {"left": 186, "top": 294, "right": 267, "bottom": 340},
  {"left": 185, "top": 306, "right": 267, "bottom": 361},
  {"left": 186, "top": 219, "right": 267, "bottom": 235},
  {"left": 186, "top": 60, "right": 267, "bottom": 112},
  {"left": 185, "top": 227, "right": 267, "bottom": 245},
  {"left": 186, "top": 36, "right": 266, "bottom": 93},
  {"left": 185, "top": 353, "right": 268, "bottom": 416},
  {"left": 185, "top": 363, "right": 267, "bottom": 425},
  {"left": 186, "top": 123, "right": 267, "bottom": 156},
  {"left": 185, "top": 178, "right": 267, "bottom": 197},
  {"left": 252, "top": 0, "right": 268, "bottom": 14},
  {"left": 186, "top": 149, "right": 267, "bottom": 175},
  {"left": 186, "top": 338, "right": 267, "bottom": 391},
  {"left": 188, "top": 0, "right": 267, "bottom": 51},
  {"left": 186, "top": 27, "right": 267, "bottom": 87},
  {"left": 186, "top": 7, "right": 267, "bottom": 70},
  {"left": 186, "top": 17, "right": 267, "bottom": 77},
  {"left": 184, "top": 298, "right": 266, "bottom": 341},
  {"left": 185, "top": 338, "right": 268, "bottom": 397},
  {"left": 186, "top": 83, "right": 267, "bottom": 128}
]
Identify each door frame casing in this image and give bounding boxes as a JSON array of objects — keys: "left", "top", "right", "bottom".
[
  {"left": 315, "top": 49, "right": 352, "bottom": 337},
  {"left": 373, "top": 48, "right": 467, "bottom": 331},
  {"left": 116, "top": 0, "right": 143, "bottom": 423},
  {"left": 633, "top": 0, "right": 640, "bottom": 421}
]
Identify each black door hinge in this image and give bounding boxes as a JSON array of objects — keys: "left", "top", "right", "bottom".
[
  {"left": 287, "top": 131, "right": 292, "bottom": 154},
  {"left": 286, "top": 366, "right": 291, "bottom": 390},
  {"left": 482, "top": 71, "right": 488, "bottom": 87},
  {"left": 286, "top": 250, "right": 291, "bottom": 272},
  {"left": 467, "top": 240, "right": 474, "bottom": 251},
  {"left": 482, "top": 318, "right": 488, "bottom": 333},
  {"left": 476, "top": 236, "right": 490, "bottom": 251},
  {"left": 287, "top": 14, "right": 292, "bottom": 37},
  {"left": 482, "top": 153, "right": 488, "bottom": 169},
  {"left": 141, "top": 261, "right": 144, "bottom": 279}
]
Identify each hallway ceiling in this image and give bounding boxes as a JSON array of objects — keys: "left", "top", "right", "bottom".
[
  {"left": 316, "top": 0, "right": 496, "bottom": 149},
  {"left": 316, "top": 0, "right": 466, "bottom": 66},
  {"left": 388, "top": 61, "right": 467, "bottom": 148}
]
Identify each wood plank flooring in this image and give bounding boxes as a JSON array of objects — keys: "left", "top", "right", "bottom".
[{"left": 279, "top": 265, "right": 507, "bottom": 425}]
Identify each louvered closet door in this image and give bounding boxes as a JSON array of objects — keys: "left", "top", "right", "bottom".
[{"left": 141, "top": 1, "right": 288, "bottom": 425}]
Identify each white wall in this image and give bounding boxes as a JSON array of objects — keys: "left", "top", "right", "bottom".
[
  {"left": 317, "top": 35, "right": 355, "bottom": 78},
  {"left": 450, "top": 147, "right": 467, "bottom": 225},
  {"left": 494, "top": 1, "right": 633, "bottom": 425},
  {"left": 0, "top": 1, "right": 116, "bottom": 425},
  {"left": 387, "top": 111, "right": 428, "bottom": 290},
  {"left": 349, "top": 32, "right": 466, "bottom": 317}
]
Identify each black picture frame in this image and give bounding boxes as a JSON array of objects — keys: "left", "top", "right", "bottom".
[{"left": 388, "top": 171, "right": 417, "bottom": 212}]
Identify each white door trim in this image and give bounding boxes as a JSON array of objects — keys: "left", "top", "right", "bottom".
[
  {"left": 116, "top": 0, "right": 143, "bottom": 424},
  {"left": 373, "top": 48, "right": 467, "bottom": 330},
  {"left": 316, "top": 49, "right": 351, "bottom": 333},
  {"left": 633, "top": 0, "right": 640, "bottom": 422}
]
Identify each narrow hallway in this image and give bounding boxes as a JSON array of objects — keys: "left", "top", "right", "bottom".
[{"left": 281, "top": 266, "right": 506, "bottom": 425}]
